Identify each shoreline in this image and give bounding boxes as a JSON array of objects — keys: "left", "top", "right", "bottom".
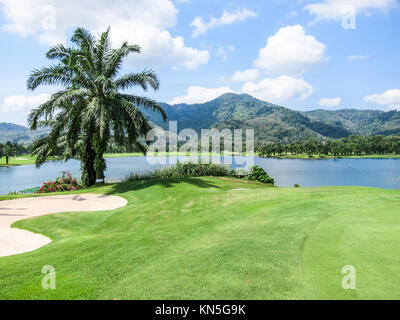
[
  {"left": 258, "top": 154, "right": 400, "bottom": 160},
  {"left": 2, "top": 152, "right": 400, "bottom": 168}
]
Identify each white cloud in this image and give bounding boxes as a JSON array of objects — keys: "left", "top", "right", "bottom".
[
  {"left": 364, "top": 89, "right": 400, "bottom": 106},
  {"left": 1, "top": 93, "right": 51, "bottom": 112},
  {"left": 319, "top": 97, "right": 342, "bottom": 107},
  {"left": 348, "top": 54, "right": 368, "bottom": 61},
  {"left": 0, "top": 0, "right": 209, "bottom": 70},
  {"left": 171, "top": 75, "right": 313, "bottom": 105},
  {"left": 169, "top": 86, "right": 236, "bottom": 104},
  {"left": 190, "top": 8, "right": 257, "bottom": 37},
  {"left": 254, "top": 25, "right": 326, "bottom": 75},
  {"left": 304, "top": 0, "right": 396, "bottom": 21},
  {"left": 231, "top": 69, "right": 260, "bottom": 82},
  {"left": 241, "top": 76, "right": 313, "bottom": 103},
  {"left": 217, "top": 45, "right": 234, "bottom": 61}
]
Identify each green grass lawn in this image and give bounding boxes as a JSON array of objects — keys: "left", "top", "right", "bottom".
[
  {"left": 0, "top": 177, "right": 400, "bottom": 299},
  {"left": 0, "top": 154, "right": 37, "bottom": 167},
  {"left": 265, "top": 153, "right": 400, "bottom": 159}
]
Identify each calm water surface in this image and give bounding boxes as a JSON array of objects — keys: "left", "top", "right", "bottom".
[{"left": 0, "top": 156, "right": 399, "bottom": 195}]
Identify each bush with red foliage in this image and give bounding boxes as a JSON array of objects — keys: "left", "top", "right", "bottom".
[{"left": 35, "top": 171, "right": 83, "bottom": 194}]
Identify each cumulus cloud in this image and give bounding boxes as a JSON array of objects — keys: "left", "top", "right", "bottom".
[
  {"left": 0, "top": 0, "right": 209, "bottom": 70},
  {"left": 304, "top": 0, "right": 396, "bottom": 21},
  {"left": 231, "top": 69, "right": 260, "bottom": 82},
  {"left": 171, "top": 75, "right": 313, "bottom": 105},
  {"left": 169, "top": 86, "right": 236, "bottom": 104},
  {"left": 190, "top": 8, "right": 257, "bottom": 37},
  {"left": 241, "top": 76, "right": 313, "bottom": 103},
  {"left": 1, "top": 93, "right": 51, "bottom": 112},
  {"left": 364, "top": 89, "right": 400, "bottom": 106},
  {"left": 319, "top": 97, "right": 342, "bottom": 107},
  {"left": 254, "top": 25, "right": 326, "bottom": 75}
]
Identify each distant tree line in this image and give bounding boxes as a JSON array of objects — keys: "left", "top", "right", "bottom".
[
  {"left": 257, "top": 135, "right": 400, "bottom": 157},
  {"left": 0, "top": 141, "right": 29, "bottom": 164}
]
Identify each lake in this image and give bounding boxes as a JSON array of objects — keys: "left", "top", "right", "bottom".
[{"left": 0, "top": 156, "right": 400, "bottom": 195}]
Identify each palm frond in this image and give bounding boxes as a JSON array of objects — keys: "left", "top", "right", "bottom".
[
  {"left": 46, "top": 44, "right": 72, "bottom": 61},
  {"left": 28, "top": 89, "right": 87, "bottom": 129},
  {"left": 27, "top": 65, "right": 73, "bottom": 90},
  {"left": 105, "top": 42, "right": 141, "bottom": 78},
  {"left": 115, "top": 70, "right": 159, "bottom": 91},
  {"left": 119, "top": 94, "right": 167, "bottom": 121},
  {"left": 71, "top": 27, "right": 95, "bottom": 49},
  {"left": 95, "top": 27, "right": 111, "bottom": 73}
]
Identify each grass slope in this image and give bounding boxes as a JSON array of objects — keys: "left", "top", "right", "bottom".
[
  {"left": 0, "top": 155, "right": 36, "bottom": 167},
  {"left": 0, "top": 177, "right": 399, "bottom": 299},
  {"left": 263, "top": 153, "right": 400, "bottom": 159}
]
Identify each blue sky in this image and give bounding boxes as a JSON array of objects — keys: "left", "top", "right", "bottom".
[{"left": 1, "top": 0, "right": 400, "bottom": 125}]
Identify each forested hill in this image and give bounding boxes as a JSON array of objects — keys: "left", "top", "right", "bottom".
[
  {"left": 0, "top": 122, "right": 48, "bottom": 144},
  {"left": 306, "top": 109, "right": 400, "bottom": 136},
  {"left": 2, "top": 93, "right": 400, "bottom": 144},
  {"left": 144, "top": 93, "right": 400, "bottom": 143}
]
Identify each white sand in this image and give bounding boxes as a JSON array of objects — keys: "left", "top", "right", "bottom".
[{"left": 0, "top": 194, "right": 127, "bottom": 257}]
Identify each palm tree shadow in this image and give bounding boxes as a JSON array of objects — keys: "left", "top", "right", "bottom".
[{"left": 104, "top": 177, "right": 221, "bottom": 195}]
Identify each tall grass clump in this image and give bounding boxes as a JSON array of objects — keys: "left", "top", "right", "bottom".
[
  {"left": 124, "top": 163, "right": 275, "bottom": 185},
  {"left": 124, "top": 163, "right": 233, "bottom": 182}
]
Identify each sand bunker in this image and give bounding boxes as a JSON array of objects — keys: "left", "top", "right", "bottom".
[{"left": 0, "top": 194, "right": 127, "bottom": 257}]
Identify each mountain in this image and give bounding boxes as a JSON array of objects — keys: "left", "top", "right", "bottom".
[
  {"left": 306, "top": 109, "right": 400, "bottom": 136},
  {"left": 144, "top": 93, "right": 399, "bottom": 143},
  {"left": 3, "top": 93, "right": 400, "bottom": 144},
  {"left": 0, "top": 123, "right": 49, "bottom": 144}
]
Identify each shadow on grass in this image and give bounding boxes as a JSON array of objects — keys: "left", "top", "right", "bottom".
[{"left": 104, "top": 177, "right": 221, "bottom": 195}]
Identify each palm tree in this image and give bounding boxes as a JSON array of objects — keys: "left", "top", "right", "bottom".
[
  {"left": 27, "top": 27, "right": 167, "bottom": 186},
  {"left": 1, "top": 141, "right": 15, "bottom": 165}
]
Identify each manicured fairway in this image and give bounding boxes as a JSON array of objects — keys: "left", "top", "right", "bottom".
[
  {"left": 263, "top": 153, "right": 400, "bottom": 159},
  {"left": 0, "top": 155, "right": 36, "bottom": 167},
  {"left": 0, "top": 177, "right": 399, "bottom": 299}
]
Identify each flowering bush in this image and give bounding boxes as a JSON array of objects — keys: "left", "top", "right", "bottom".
[{"left": 35, "top": 171, "right": 83, "bottom": 194}]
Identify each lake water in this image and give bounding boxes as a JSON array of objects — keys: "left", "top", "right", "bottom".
[{"left": 0, "top": 156, "right": 400, "bottom": 195}]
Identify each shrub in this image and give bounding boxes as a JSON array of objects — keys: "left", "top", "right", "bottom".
[
  {"left": 35, "top": 171, "right": 83, "bottom": 194},
  {"left": 247, "top": 166, "right": 275, "bottom": 185},
  {"left": 7, "top": 191, "right": 21, "bottom": 195},
  {"left": 124, "top": 163, "right": 275, "bottom": 186},
  {"left": 294, "top": 184, "right": 300, "bottom": 188},
  {"left": 124, "top": 163, "right": 232, "bottom": 182}
]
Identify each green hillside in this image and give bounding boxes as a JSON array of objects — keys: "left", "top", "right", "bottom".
[
  {"left": 0, "top": 123, "right": 49, "bottom": 145},
  {"left": 146, "top": 93, "right": 399, "bottom": 143},
  {"left": 307, "top": 109, "right": 400, "bottom": 136},
  {"left": 3, "top": 93, "right": 400, "bottom": 144}
]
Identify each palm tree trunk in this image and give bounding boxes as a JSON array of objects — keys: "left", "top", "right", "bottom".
[{"left": 81, "top": 142, "right": 97, "bottom": 187}]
